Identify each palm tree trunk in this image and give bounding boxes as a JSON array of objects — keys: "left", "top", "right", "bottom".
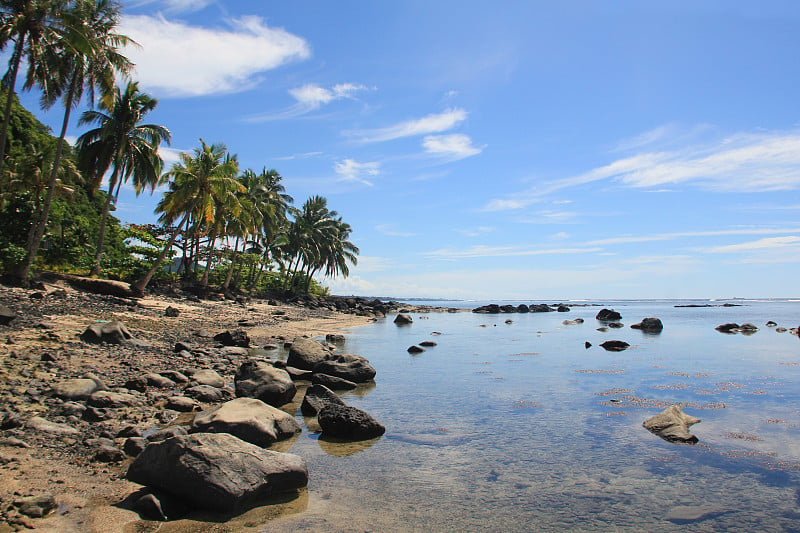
[
  {"left": 131, "top": 214, "right": 188, "bottom": 296},
  {"left": 91, "top": 169, "right": 119, "bottom": 276},
  {"left": 14, "top": 71, "right": 78, "bottom": 283},
  {"left": 201, "top": 231, "right": 217, "bottom": 288},
  {"left": 222, "top": 236, "right": 239, "bottom": 290},
  {"left": 0, "top": 35, "right": 25, "bottom": 177}
]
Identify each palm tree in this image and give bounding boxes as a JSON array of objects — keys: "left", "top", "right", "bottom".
[
  {"left": 14, "top": 0, "right": 131, "bottom": 283},
  {"left": 76, "top": 80, "right": 171, "bottom": 275},
  {"left": 131, "top": 140, "right": 242, "bottom": 295},
  {"left": 0, "top": 0, "right": 63, "bottom": 175}
]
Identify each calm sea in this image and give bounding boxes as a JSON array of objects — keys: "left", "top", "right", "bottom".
[{"left": 263, "top": 300, "right": 800, "bottom": 531}]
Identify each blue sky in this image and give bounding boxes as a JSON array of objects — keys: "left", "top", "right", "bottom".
[{"left": 18, "top": 0, "right": 800, "bottom": 299}]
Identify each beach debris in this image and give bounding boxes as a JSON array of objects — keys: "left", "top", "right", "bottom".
[
  {"left": 407, "top": 345, "right": 425, "bottom": 354},
  {"left": 317, "top": 403, "right": 386, "bottom": 440},
  {"left": 234, "top": 360, "right": 296, "bottom": 407},
  {"left": 596, "top": 308, "right": 622, "bottom": 321},
  {"left": 191, "top": 397, "right": 301, "bottom": 447},
  {"left": 394, "top": 313, "right": 414, "bottom": 325},
  {"left": 600, "top": 340, "right": 630, "bottom": 352},
  {"left": 643, "top": 405, "right": 700, "bottom": 444},
  {"left": 127, "top": 432, "right": 308, "bottom": 513},
  {"left": 631, "top": 317, "right": 664, "bottom": 333},
  {"left": 301, "top": 384, "right": 347, "bottom": 416}
]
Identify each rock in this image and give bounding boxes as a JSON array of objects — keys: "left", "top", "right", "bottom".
[
  {"left": 133, "top": 493, "right": 167, "bottom": 521},
  {"left": 715, "top": 323, "right": 740, "bottom": 333},
  {"left": 643, "top": 405, "right": 700, "bottom": 444},
  {"left": 608, "top": 322, "right": 624, "bottom": 328},
  {"left": 776, "top": 327, "right": 788, "bottom": 333},
  {"left": 14, "top": 495, "right": 57, "bottom": 518},
  {"left": 286, "top": 337, "right": 330, "bottom": 371},
  {"left": 504, "top": 319, "right": 513, "bottom": 324},
  {"left": 213, "top": 329, "right": 250, "bottom": 348},
  {"left": 145, "top": 373, "right": 176, "bottom": 389},
  {"left": 766, "top": 321, "right": 777, "bottom": 327},
  {"left": 184, "top": 385, "right": 230, "bottom": 403},
  {"left": 393, "top": 314, "right": 413, "bottom": 325},
  {"left": 301, "top": 384, "right": 346, "bottom": 416},
  {"left": 600, "top": 340, "right": 630, "bottom": 352},
  {"left": 51, "top": 378, "right": 103, "bottom": 400},
  {"left": 325, "top": 333, "right": 346, "bottom": 344},
  {"left": 557, "top": 305, "right": 570, "bottom": 312},
  {"left": 472, "top": 304, "right": 500, "bottom": 314},
  {"left": 191, "top": 398, "right": 301, "bottom": 447},
  {"left": 631, "top": 317, "right": 663, "bottom": 333},
  {"left": 516, "top": 304, "right": 530, "bottom": 313},
  {"left": 739, "top": 323, "right": 759, "bottom": 334},
  {"left": 585, "top": 341, "right": 592, "bottom": 349},
  {"left": 192, "top": 369, "right": 225, "bottom": 388},
  {"left": 123, "top": 377, "right": 148, "bottom": 392},
  {"left": 160, "top": 370, "right": 189, "bottom": 383},
  {"left": 173, "top": 341, "right": 195, "bottom": 353},
  {"left": 83, "top": 406, "right": 114, "bottom": 422},
  {"left": 318, "top": 403, "right": 386, "bottom": 440},
  {"left": 312, "top": 353, "right": 376, "bottom": 383},
  {"left": 126, "top": 432, "right": 308, "bottom": 513},
  {"left": 94, "top": 444, "right": 126, "bottom": 463},
  {"left": 234, "top": 361, "right": 296, "bottom": 407},
  {"left": 311, "top": 373, "right": 357, "bottom": 391},
  {"left": 164, "top": 306, "right": 180, "bottom": 317},
  {"left": 165, "top": 396, "right": 201, "bottom": 412},
  {"left": 596, "top": 308, "right": 622, "bottom": 321},
  {"left": 88, "top": 390, "right": 141, "bottom": 408},
  {"left": 0, "top": 411, "right": 23, "bottom": 429},
  {"left": 529, "top": 304, "right": 554, "bottom": 313},
  {"left": 407, "top": 345, "right": 425, "bottom": 354},
  {"left": 27, "top": 416, "right": 80, "bottom": 436},
  {"left": 665, "top": 505, "right": 716, "bottom": 523},
  {"left": 221, "top": 346, "right": 250, "bottom": 357},
  {"left": 0, "top": 304, "right": 17, "bottom": 325},
  {"left": 285, "top": 366, "right": 313, "bottom": 381},
  {"left": 80, "top": 320, "right": 146, "bottom": 345},
  {"left": 0, "top": 436, "right": 29, "bottom": 448},
  {"left": 562, "top": 319, "right": 584, "bottom": 325},
  {"left": 419, "top": 341, "right": 437, "bottom": 347},
  {"left": 147, "top": 426, "right": 188, "bottom": 442}
]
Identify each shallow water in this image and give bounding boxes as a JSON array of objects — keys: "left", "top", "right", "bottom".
[{"left": 266, "top": 300, "right": 800, "bottom": 532}]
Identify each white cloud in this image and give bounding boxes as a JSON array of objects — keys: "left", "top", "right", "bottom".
[
  {"left": 423, "top": 245, "right": 602, "bottom": 260},
  {"left": 248, "top": 83, "right": 369, "bottom": 121},
  {"left": 348, "top": 108, "right": 467, "bottom": 143},
  {"left": 587, "top": 227, "right": 800, "bottom": 246},
  {"left": 120, "top": 15, "right": 310, "bottom": 96},
  {"left": 703, "top": 236, "right": 800, "bottom": 254},
  {"left": 480, "top": 198, "right": 530, "bottom": 212},
  {"left": 457, "top": 226, "right": 495, "bottom": 238},
  {"left": 422, "top": 133, "right": 484, "bottom": 161},
  {"left": 334, "top": 159, "right": 380, "bottom": 186},
  {"left": 374, "top": 224, "right": 416, "bottom": 238}
]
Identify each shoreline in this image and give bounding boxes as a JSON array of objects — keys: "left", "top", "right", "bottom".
[{"left": 0, "top": 280, "right": 396, "bottom": 532}]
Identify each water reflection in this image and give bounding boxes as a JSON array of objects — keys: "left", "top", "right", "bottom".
[{"left": 317, "top": 435, "right": 381, "bottom": 456}]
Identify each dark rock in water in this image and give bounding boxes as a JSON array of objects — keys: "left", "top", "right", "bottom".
[
  {"left": 313, "top": 353, "right": 376, "bottom": 383},
  {"left": 325, "top": 333, "right": 346, "bottom": 344},
  {"left": 739, "top": 323, "right": 759, "bottom": 334},
  {"left": 301, "top": 384, "right": 346, "bottom": 416},
  {"left": 585, "top": 341, "right": 592, "bottom": 349},
  {"left": 164, "top": 306, "right": 180, "bottom": 317},
  {"left": 516, "top": 304, "right": 530, "bottom": 313},
  {"left": 631, "top": 317, "right": 664, "bottom": 333},
  {"left": 126, "top": 432, "right": 308, "bottom": 513},
  {"left": 311, "top": 373, "right": 357, "bottom": 391},
  {"left": 213, "top": 329, "right": 250, "bottom": 348},
  {"left": 80, "top": 320, "right": 145, "bottom": 345},
  {"left": 287, "top": 337, "right": 330, "bottom": 371},
  {"left": 562, "top": 318, "right": 584, "bottom": 325},
  {"left": 419, "top": 341, "right": 437, "bottom": 347},
  {"left": 407, "top": 345, "right": 424, "bottom": 354},
  {"left": 0, "top": 304, "right": 17, "bottom": 325},
  {"left": 596, "top": 308, "right": 622, "bottom": 321},
  {"left": 394, "top": 314, "right": 414, "bottom": 324},
  {"left": 766, "top": 321, "right": 777, "bottom": 327},
  {"left": 472, "top": 304, "right": 500, "bottom": 314},
  {"left": 529, "top": 304, "right": 554, "bottom": 313},
  {"left": 608, "top": 322, "right": 624, "bottom": 329},
  {"left": 14, "top": 495, "right": 57, "bottom": 518},
  {"left": 499, "top": 305, "right": 517, "bottom": 313},
  {"left": 643, "top": 405, "right": 700, "bottom": 444},
  {"left": 600, "top": 340, "right": 630, "bottom": 352},
  {"left": 715, "top": 323, "right": 740, "bottom": 333},
  {"left": 557, "top": 305, "right": 570, "bottom": 312},
  {"left": 318, "top": 403, "right": 385, "bottom": 440},
  {"left": 190, "top": 398, "right": 301, "bottom": 447},
  {"left": 234, "top": 360, "right": 296, "bottom": 407}
]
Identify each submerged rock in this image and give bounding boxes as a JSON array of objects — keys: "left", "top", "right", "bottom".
[
  {"left": 631, "top": 317, "right": 664, "bottom": 333},
  {"left": 301, "top": 384, "right": 346, "bottom": 416},
  {"left": 317, "top": 403, "right": 386, "bottom": 440},
  {"left": 394, "top": 314, "right": 414, "bottom": 325},
  {"left": 643, "top": 405, "right": 700, "bottom": 444},
  {"left": 599, "top": 340, "right": 630, "bottom": 352},
  {"left": 126, "top": 432, "right": 308, "bottom": 512}
]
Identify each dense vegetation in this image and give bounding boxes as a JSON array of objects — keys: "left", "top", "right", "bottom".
[{"left": 0, "top": 0, "right": 358, "bottom": 297}]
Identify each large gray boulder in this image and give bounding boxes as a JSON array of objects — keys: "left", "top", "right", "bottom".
[
  {"left": 51, "top": 375, "right": 105, "bottom": 400},
  {"left": 300, "top": 384, "right": 346, "bottom": 416},
  {"left": 286, "top": 337, "right": 330, "bottom": 371},
  {"left": 643, "top": 405, "right": 700, "bottom": 444},
  {"left": 393, "top": 314, "right": 414, "bottom": 325},
  {"left": 234, "top": 361, "right": 296, "bottom": 407},
  {"left": 126, "top": 432, "right": 308, "bottom": 512},
  {"left": 312, "top": 353, "right": 376, "bottom": 383},
  {"left": 191, "top": 398, "right": 301, "bottom": 447},
  {"left": 318, "top": 403, "right": 385, "bottom": 440}
]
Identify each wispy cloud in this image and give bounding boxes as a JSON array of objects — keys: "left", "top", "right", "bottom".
[
  {"left": 334, "top": 159, "right": 380, "bottom": 185},
  {"left": 482, "top": 129, "right": 800, "bottom": 211},
  {"left": 457, "top": 226, "right": 495, "bottom": 238},
  {"left": 247, "top": 83, "right": 369, "bottom": 121},
  {"left": 587, "top": 227, "right": 800, "bottom": 246},
  {"left": 375, "top": 224, "right": 416, "bottom": 237},
  {"left": 703, "top": 236, "right": 800, "bottom": 254},
  {"left": 129, "top": 0, "right": 215, "bottom": 12},
  {"left": 120, "top": 15, "right": 310, "bottom": 97},
  {"left": 423, "top": 245, "right": 602, "bottom": 260},
  {"left": 423, "top": 133, "right": 484, "bottom": 161},
  {"left": 347, "top": 108, "right": 467, "bottom": 143}
]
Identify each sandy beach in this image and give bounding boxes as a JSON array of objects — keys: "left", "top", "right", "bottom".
[{"left": 0, "top": 279, "right": 378, "bottom": 532}]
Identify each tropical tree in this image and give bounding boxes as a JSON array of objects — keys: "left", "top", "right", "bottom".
[
  {"left": 131, "top": 140, "right": 242, "bottom": 295},
  {"left": 75, "top": 80, "right": 170, "bottom": 275},
  {"left": 0, "top": 0, "right": 63, "bottom": 175},
  {"left": 14, "top": 0, "right": 131, "bottom": 283}
]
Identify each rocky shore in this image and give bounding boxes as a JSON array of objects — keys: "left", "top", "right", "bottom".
[{"left": 0, "top": 279, "right": 424, "bottom": 532}]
